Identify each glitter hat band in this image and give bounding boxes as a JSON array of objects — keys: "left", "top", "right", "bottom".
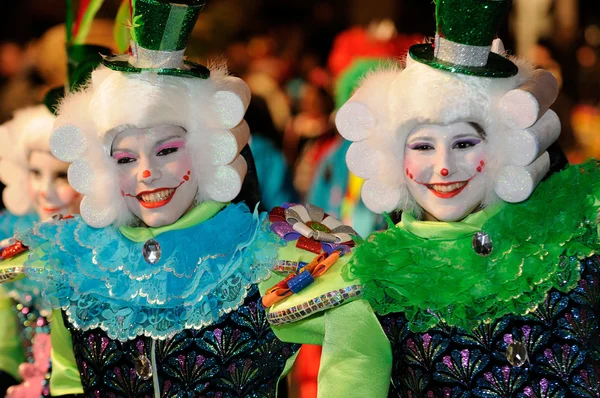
[
  {"left": 102, "top": 0, "right": 209, "bottom": 78},
  {"left": 409, "top": 0, "right": 517, "bottom": 77}
]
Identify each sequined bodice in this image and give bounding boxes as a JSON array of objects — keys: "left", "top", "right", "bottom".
[
  {"left": 12, "top": 297, "right": 50, "bottom": 364},
  {"left": 11, "top": 294, "right": 52, "bottom": 397},
  {"left": 380, "top": 255, "right": 600, "bottom": 397},
  {"left": 67, "top": 286, "right": 299, "bottom": 398}
]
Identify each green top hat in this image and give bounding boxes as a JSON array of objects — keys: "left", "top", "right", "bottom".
[
  {"left": 409, "top": 0, "right": 518, "bottom": 78},
  {"left": 103, "top": 0, "right": 209, "bottom": 79}
]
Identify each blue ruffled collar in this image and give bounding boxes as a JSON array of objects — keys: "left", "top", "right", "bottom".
[{"left": 23, "top": 202, "right": 280, "bottom": 341}]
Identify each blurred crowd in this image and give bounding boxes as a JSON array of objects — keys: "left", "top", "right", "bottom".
[{"left": 1, "top": 1, "right": 599, "bottom": 396}]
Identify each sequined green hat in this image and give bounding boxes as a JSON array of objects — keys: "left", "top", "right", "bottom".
[
  {"left": 409, "top": 0, "right": 518, "bottom": 77},
  {"left": 102, "top": 0, "right": 209, "bottom": 79}
]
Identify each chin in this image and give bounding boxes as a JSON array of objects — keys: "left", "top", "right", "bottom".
[
  {"left": 429, "top": 205, "right": 478, "bottom": 222},
  {"left": 141, "top": 214, "right": 179, "bottom": 228}
]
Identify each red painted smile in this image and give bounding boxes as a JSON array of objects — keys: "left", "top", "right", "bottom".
[
  {"left": 125, "top": 180, "right": 186, "bottom": 209},
  {"left": 417, "top": 178, "right": 473, "bottom": 199}
]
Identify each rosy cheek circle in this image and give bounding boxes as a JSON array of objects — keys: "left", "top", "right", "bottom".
[{"left": 477, "top": 160, "right": 485, "bottom": 173}]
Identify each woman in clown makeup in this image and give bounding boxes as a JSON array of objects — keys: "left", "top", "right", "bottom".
[
  {"left": 0, "top": 4, "right": 113, "bottom": 394},
  {"left": 0, "top": 1, "right": 392, "bottom": 396},
  {"left": 0, "top": 105, "right": 78, "bottom": 397},
  {"left": 263, "top": 0, "right": 600, "bottom": 396}
]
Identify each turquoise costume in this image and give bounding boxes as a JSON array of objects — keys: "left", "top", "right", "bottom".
[{"left": 18, "top": 202, "right": 300, "bottom": 396}]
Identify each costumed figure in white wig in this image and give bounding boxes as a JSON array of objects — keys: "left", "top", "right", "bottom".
[
  {"left": 0, "top": 0, "right": 305, "bottom": 396},
  {"left": 263, "top": 0, "right": 600, "bottom": 396},
  {"left": 0, "top": 1, "right": 112, "bottom": 394},
  {"left": 0, "top": 105, "right": 65, "bottom": 398}
]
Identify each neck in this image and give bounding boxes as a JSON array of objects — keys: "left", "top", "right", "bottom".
[
  {"left": 421, "top": 204, "right": 485, "bottom": 222},
  {"left": 423, "top": 211, "right": 439, "bottom": 222}
]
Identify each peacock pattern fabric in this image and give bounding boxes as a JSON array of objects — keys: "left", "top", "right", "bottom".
[
  {"left": 67, "top": 286, "right": 298, "bottom": 397},
  {"left": 381, "top": 255, "right": 600, "bottom": 398}
]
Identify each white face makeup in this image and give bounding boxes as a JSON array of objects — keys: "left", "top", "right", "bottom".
[
  {"left": 111, "top": 125, "right": 198, "bottom": 228},
  {"left": 404, "top": 122, "right": 488, "bottom": 222},
  {"left": 28, "top": 150, "right": 81, "bottom": 221}
]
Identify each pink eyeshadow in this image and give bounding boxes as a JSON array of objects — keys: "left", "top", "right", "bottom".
[
  {"left": 156, "top": 140, "right": 185, "bottom": 153},
  {"left": 113, "top": 151, "right": 136, "bottom": 160}
]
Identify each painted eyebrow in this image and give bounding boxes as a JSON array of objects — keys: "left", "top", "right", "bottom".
[
  {"left": 154, "top": 135, "right": 185, "bottom": 147},
  {"left": 407, "top": 136, "right": 435, "bottom": 143},
  {"left": 452, "top": 133, "right": 482, "bottom": 140},
  {"left": 111, "top": 148, "right": 136, "bottom": 156},
  {"left": 468, "top": 122, "right": 487, "bottom": 138}
]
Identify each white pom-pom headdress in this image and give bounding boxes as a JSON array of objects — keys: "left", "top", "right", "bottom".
[
  {"left": 51, "top": 0, "right": 251, "bottom": 228},
  {"left": 0, "top": 105, "right": 56, "bottom": 215},
  {"left": 335, "top": 0, "right": 561, "bottom": 215}
]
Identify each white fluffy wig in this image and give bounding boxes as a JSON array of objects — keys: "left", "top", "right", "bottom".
[
  {"left": 336, "top": 48, "right": 561, "bottom": 216},
  {"left": 51, "top": 64, "right": 252, "bottom": 228},
  {"left": 0, "top": 105, "right": 56, "bottom": 215}
]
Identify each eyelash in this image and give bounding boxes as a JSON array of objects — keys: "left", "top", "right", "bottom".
[
  {"left": 157, "top": 147, "right": 179, "bottom": 156},
  {"left": 410, "top": 144, "right": 434, "bottom": 151},
  {"left": 116, "top": 157, "right": 136, "bottom": 165},
  {"left": 453, "top": 140, "right": 479, "bottom": 149},
  {"left": 114, "top": 146, "right": 179, "bottom": 164},
  {"left": 409, "top": 140, "right": 480, "bottom": 151}
]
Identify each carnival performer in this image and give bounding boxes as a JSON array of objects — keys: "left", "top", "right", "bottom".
[
  {"left": 3, "top": 0, "right": 297, "bottom": 395},
  {"left": 0, "top": 0, "right": 394, "bottom": 395},
  {"left": 0, "top": 105, "right": 65, "bottom": 398},
  {"left": 264, "top": 0, "right": 600, "bottom": 396},
  {"left": 0, "top": 2, "right": 113, "bottom": 395}
]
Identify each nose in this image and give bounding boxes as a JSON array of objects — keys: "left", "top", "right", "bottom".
[
  {"left": 138, "top": 157, "right": 162, "bottom": 184},
  {"left": 41, "top": 176, "right": 58, "bottom": 202},
  {"left": 435, "top": 148, "right": 456, "bottom": 178}
]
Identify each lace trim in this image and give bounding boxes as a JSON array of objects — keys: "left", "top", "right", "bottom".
[{"left": 22, "top": 203, "right": 281, "bottom": 341}]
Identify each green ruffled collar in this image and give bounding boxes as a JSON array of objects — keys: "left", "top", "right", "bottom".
[{"left": 346, "top": 161, "right": 600, "bottom": 332}]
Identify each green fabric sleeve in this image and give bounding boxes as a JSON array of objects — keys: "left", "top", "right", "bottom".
[
  {"left": 0, "top": 293, "right": 25, "bottom": 381},
  {"left": 269, "top": 299, "right": 391, "bottom": 397},
  {"left": 49, "top": 309, "right": 84, "bottom": 395},
  {"left": 262, "top": 241, "right": 391, "bottom": 397},
  {"left": 318, "top": 299, "right": 391, "bottom": 397}
]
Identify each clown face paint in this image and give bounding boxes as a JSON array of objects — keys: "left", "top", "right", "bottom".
[
  {"left": 112, "top": 125, "right": 197, "bottom": 228},
  {"left": 28, "top": 150, "right": 81, "bottom": 220},
  {"left": 404, "top": 122, "right": 488, "bottom": 221}
]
